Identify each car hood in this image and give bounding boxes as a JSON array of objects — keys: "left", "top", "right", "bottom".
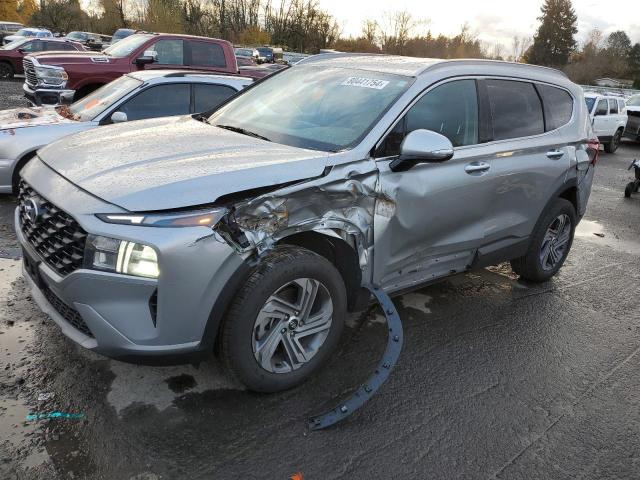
[
  {"left": 626, "top": 105, "right": 640, "bottom": 113},
  {"left": 28, "top": 50, "right": 114, "bottom": 67},
  {"left": 38, "top": 116, "right": 330, "bottom": 212},
  {"left": 0, "top": 106, "right": 74, "bottom": 130}
]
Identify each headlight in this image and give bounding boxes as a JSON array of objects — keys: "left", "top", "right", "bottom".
[
  {"left": 85, "top": 235, "right": 159, "bottom": 279},
  {"left": 96, "top": 208, "right": 227, "bottom": 228},
  {"left": 34, "top": 66, "right": 68, "bottom": 86}
]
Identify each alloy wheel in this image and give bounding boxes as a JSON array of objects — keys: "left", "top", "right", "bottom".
[
  {"left": 539, "top": 213, "right": 572, "bottom": 271},
  {"left": 252, "top": 278, "right": 333, "bottom": 374}
]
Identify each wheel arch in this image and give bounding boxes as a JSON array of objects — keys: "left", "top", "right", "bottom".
[{"left": 12, "top": 149, "right": 39, "bottom": 193}]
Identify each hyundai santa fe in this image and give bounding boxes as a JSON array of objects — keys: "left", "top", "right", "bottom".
[{"left": 16, "top": 55, "right": 597, "bottom": 392}]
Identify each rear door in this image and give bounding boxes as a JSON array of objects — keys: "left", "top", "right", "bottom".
[
  {"left": 186, "top": 40, "right": 228, "bottom": 71},
  {"left": 479, "top": 79, "right": 573, "bottom": 243}
]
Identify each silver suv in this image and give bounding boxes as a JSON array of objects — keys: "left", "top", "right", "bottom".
[{"left": 16, "top": 55, "right": 597, "bottom": 392}]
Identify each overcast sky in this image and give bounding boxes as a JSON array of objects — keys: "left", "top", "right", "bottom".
[{"left": 321, "top": 0, "right": 640, "bottom": 48}]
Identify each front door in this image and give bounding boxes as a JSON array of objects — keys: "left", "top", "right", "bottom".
[{"left": 373, "top": 78, "right": 493, "bottom": 291}]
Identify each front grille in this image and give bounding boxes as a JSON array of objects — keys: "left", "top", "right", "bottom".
[
  {"left": 18, "top": 181, "right": 87, "bottom": 276},
  {"left": 43, "top": 286, "right": 94, "bottom": 338},
  {"left": 23, "top": 58, "right": 38, "bottom": 87}
]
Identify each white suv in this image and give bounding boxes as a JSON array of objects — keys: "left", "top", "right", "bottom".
[{"left": 584, "top": 93, "right": 627, "bottom": 153}]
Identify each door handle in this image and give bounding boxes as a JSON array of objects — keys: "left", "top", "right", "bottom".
[
  {"left": 464, "top": 162, "right": 490, "bottom": 174},
  {"left": 546, "top": 150, "right": 565, "bottom": 159}
]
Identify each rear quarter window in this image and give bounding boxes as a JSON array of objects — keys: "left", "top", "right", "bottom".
[
  {"left": 536, "top": 84, "right": 573, "bottom": 131},
  {"left": 485, "top": 79, "right": 544, "bottom": 140},
  {"left": 189, "top": 41, "right": 226, "bottom": 68}
]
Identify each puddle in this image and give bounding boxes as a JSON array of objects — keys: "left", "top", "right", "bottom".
[
  {"left": 575, "top": 219, "right": 640, "bottom": 255},
  {"left": 107, "top": 357, "right": 243, "bottom": 414}
]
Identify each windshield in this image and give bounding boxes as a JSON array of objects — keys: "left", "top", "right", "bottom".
[
  {"left": 66, "top": 32, "right": 85, "bottom": 40},
  {"left": 112, "top": 29, "right": 133, "bottom": 41},
  {"left": 585, "top": 97, "right": 596, "bottom": 112},
  {"left": 257, "top": 48, "right": 272, "bottom": 56},
  {"left": 627, "top": 95, "right": 640, "bottom": 107},
  {"left": 15, "top": 29, "right": 36, "bottom": 36},
  {"left": 103, "top": 34, "right": 152, "bottom": 57},
  {"left": 58, "top": 75, "right": 142, "bottom": 122},
  {"left": 209, "top": 66, "right": 413, "bottom": 151}
]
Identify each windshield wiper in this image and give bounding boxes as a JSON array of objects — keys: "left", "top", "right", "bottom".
[{"left": 216, "top": 124, "right": 271, "bottom": 142}]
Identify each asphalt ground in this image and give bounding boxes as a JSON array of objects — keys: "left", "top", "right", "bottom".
[{"left": 1, "top": 79, "right": 640, "bottom": 479}]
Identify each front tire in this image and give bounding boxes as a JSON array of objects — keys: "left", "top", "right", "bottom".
[
  {"left": 511, "top": 198, "right": 576, "bottom": 282},
  {"left": 220, "top": 246, "right": 346, "bottom": 392},
  {"left": 0, "top": 62, "right": 13, "bottom": 79}
]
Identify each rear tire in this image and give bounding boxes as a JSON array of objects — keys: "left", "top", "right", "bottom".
[
  {"left": 510, "top": 198, "right": 576, "bottom": 283},
  {"left": 604, "top": 129, "right": 622, "bottom": 153},
  {"left": 219, "top": 245, "right": 346, "bottom": 393}
]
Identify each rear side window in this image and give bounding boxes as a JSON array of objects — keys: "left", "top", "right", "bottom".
[
  {"left": 45, "top": 42, "right": 76, "bottom": 51},
  {"left": 595, "top": 99, "right": 608, "bottom": 116},
  {"left": 188, "top": 41, "right": 226, "bottom": 68},
  {"left": 618, "top": 99, "right": 625, "bottom": 112},
  {"left": 609, "top": 99, "right": 618, "bottom": 114},
  {"left": 118, "top": 84, "right": 191, "bottom": 121},
  {"left": 193, "top": 84, "right": 237, "bottom": 113},
  {"left": 485, "top": 79, "right": 544, "bottom": 140},
  {"left": 536, "top": 84, "right": 573, "bottom": 131}
]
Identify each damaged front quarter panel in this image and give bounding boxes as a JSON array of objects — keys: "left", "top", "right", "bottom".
[{"left": 216, "top": 158, "right": 381, "bottom": 274}]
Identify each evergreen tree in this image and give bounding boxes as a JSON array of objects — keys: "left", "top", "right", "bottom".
[{"left": 526, "top": 0, "right": 578, "bottom": 67}]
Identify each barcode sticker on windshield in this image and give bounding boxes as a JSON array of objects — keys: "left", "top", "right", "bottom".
[{"left": 341, "top": 77, "right": 389, "bottom": 90}]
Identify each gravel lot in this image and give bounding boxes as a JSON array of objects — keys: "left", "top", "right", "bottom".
[{"left": 1, "top": 78, "right": 640, "bottom": 479}]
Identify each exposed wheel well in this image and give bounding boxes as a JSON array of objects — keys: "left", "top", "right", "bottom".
[
  {"left": 12, "top": 151, "right": 38, "bottom": 194},
  {"left": 558, "top": 186, "right": 578, "bottom": 213},
  {"left": 279, "top": 231, "right": 363, "bottom": 311}
]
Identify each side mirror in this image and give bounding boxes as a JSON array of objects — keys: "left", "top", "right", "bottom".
[
  {"left": 389, "top": 129, "right": 454, "bottom": 172},
  {"left": 135, "top": 50, "right": 157, "bottom": 65},
  {"left": 111, "top": 111, "right": 127, "bottom": 123}
]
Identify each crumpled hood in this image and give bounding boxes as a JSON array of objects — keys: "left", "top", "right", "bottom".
[
  {"left": 38, "top": 115, "right": 330, "bottom": 212},
  {"left": 0, "top": 106, "right": 72, "bottom": 130}
]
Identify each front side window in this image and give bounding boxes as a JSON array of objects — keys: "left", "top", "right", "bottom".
[
  {"left": 608, "top": 99, "right": 619, "bottom": 114},
  {"left": 595, "top": 99, "right": 608, "bottom": 116},
  {"left": 117, "top": 83, "right": 191, "bottom": 121},
  {"left": 61, "top": 75, "right": 143, "bottom": 122},
  {"left": 208, "top": 66, "right": 412, "bottom": 152},
  {"left": 537, "top": 84, "right": 573, "bottom": 131},
  {"left": 376, "top": 79, "right": 479, "bottom": 157},
  {"left": 193, "top": 84, "right": 237, "bottom": 113},
  {"left": 188, "top": 41, "right": 226, "bottom": 67},
  {"left": 16, "top": 40, "right": 38, "bottom": 52},
  {"left": 149, "top": 39, "right": 184, "bottom": 65},
  {"left": 486, "top": 79, "right": 544, "bottom": 140}
]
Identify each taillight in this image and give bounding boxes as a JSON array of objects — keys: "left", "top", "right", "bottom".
[{"left": 587, "top": 138, "right": 600, "bottom": 165}]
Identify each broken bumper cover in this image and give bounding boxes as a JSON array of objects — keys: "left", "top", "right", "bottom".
[
  {"left": 15, "top": 207, "right": 246, "bottom": 360},
  {"left": 23, "top": 83, "right": 75, "bottom": 106}
]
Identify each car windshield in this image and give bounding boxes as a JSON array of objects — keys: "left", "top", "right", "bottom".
[
  {"left": 0, "top": 37, "right": 29, "bottom": 50},
  {"left": 208, "top": 66, "right": 413, "bottom": 151},
  {"left": 627, "top": 95, "right": 640, "bottom": 107},
  {"left": 257, "top": 48, "right": 271, "bottom": 56},
  {"left": 15, "top": 29, "right": 37, "bottom": 36},
  {"left": 103, "top": 34, "right": 152, "bottom": 57},
  {"left": 112, "top": 29, "right": 133, "bottom": 41},
  {"left": 585, "top": 97, "right": 596, "bottom": 111},
  {"left": 66, "top": 32, "right": 85, "bottom": 40},
  {"left": 57, "top": 75, "right": 142, "bottom": 122}
]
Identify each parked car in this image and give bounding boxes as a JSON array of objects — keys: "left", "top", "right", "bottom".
[
  {"left": 107, "top": 28, "right": 136, "bottom": 47},
  {"left": 238, "top": 63, "right": 287, "bottom": 79},
  {"left": 283, "top": 51, "right": 309, "bottom": 65},
  {"left": 0, "top": 70, "right": 250, "bottom": 194},
  {"left": 256, "top": 46, "right": 283, "bottom": 63},
  {"left": 22, "top": 33, "right": 239, "bottom": 106},
  {"left": 16, "top": 56, "right": 596, "bottom": 392},
  {"left": 0, "top": 22, "right": 23, "bottom": 44},
  {"left": 584, "top": 92, "right": 627, "bottom": 153},
  {"left": 623, "top": 94, "right": 640, "bottom": 141},
  {"left": 65, "top": 31, "right": 105, "bottom": 51},
  {"left": 3, "top": 27, "right": 52, "bottom": 46},
  {"left": 0, "top": 37, "right": 85, "bottom": 79},
  {"left": 235, "top": 47, "right": 259, "bottom": 63}
]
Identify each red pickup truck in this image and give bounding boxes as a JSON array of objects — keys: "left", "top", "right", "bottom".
[{"left": 23, "top": 33, "right": 240, "bottom": 105}]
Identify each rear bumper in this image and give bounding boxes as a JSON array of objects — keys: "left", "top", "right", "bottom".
[{"left": 23, "top": 83, "right": 75, "bottom": 106}]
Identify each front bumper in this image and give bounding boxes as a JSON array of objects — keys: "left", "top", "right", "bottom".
[
  {"left": 16, "top": 160, "right": 248, "bottom": 360},
  {"left": 23, "top": 82, "right": 75, "bottom": 106}
]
